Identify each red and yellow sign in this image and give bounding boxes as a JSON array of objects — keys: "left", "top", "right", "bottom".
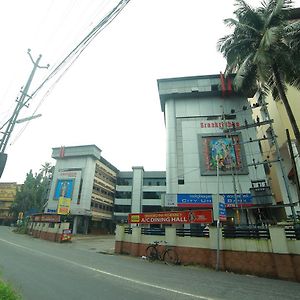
[
  {"left": 31, "top": 214, "right": 61, "bottom": 223},
  {"left": 57, "top": 197, "right": 71, "bottom": 215},
  {"left": 128, "top": 210, "right": 212, "bottom": 224}
]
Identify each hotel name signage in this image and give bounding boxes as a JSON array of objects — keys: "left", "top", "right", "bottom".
[{"left": 200, "top": 121, "right": 240, "bottom": 129}]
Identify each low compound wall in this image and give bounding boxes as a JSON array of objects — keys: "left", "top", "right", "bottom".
[
  {"left": 115, "top": 225, "right": 300, "bottom": 282},
  {"left": 28, "top": 222, "right": 71, "bottom": 243}
]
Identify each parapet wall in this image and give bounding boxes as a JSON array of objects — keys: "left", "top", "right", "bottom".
[
  {"left": 115, "top": 225, "right": 300, "bottom": 282},
  {"left": 28, "top": 222, "right": 71, "bottom": 243}
]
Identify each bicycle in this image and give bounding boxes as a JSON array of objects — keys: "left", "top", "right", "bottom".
[{"left": 145, "top": 241, "right": 180, "bottom": 265}]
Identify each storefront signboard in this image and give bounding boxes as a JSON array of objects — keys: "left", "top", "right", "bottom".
[
  {"left": 128, "top": 210, "right": 212, "bottom": 224},
  {"left": 177, "top": 194, "right": 253, "bottom": 208}
]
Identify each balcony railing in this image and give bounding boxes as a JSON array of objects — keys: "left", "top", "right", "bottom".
[
  {"left": 124, "top": 227, "right": 132, "bottom": 234},
  {"left": 285, "top": 226, "right": 300, "bottom": 240},
  {"left": 141, "top": 227, "right": 165, "bottom": 236},
  {"left": 176, "top": 228, "right": 209, "bottom": 237},
  {"left": 222, "top": 227, "right": 270, "bottom": 239}
]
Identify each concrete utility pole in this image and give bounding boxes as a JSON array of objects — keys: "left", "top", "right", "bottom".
[{"left": 0, "top": 49, "right": 49, "bottom": 178}]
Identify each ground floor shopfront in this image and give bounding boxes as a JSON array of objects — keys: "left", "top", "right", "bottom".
[{"left": 64, "top": 214, "right": 114, "bottom": 235}]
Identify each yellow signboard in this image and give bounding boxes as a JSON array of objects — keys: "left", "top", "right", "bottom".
[{"left": 57, "top": 197, "right": 71, "bottom": 215}]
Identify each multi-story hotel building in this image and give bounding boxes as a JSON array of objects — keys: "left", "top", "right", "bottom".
[
  {"left": 46, "top": 145, "right": 118, "bottom": 234},
  {"left": 157, "top": 74, "right": 271, "bottom": 225}
]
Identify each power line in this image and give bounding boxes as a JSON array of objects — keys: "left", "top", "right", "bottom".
[
  {"left": 29, "top": 0, "right": 131, "bottom": 103},
  {"left": 6, "top": 0, "right": 131, "bottom": 145}
]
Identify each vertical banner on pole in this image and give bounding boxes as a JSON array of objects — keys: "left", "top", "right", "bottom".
[
  {"left": 219, "top": 202, "right": 227, "bottom": 221},
  {"left": 212, "top": 194, "right": 227, "bottom": 222},
  {"left": 212, "top": 194, "right": 219, "bottom": 221}
]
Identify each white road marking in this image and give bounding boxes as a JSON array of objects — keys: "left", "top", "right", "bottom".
[{"left": 0, "top": 238, "right": 216, "bottom": 300}]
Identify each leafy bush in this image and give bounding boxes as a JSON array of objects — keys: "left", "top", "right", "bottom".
[{"left": 0, "top": 279, "right": 21, "bottom": 300}]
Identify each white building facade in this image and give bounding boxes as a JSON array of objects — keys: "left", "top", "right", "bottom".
[
  {"left": 158, "top": 74, "right": 271, "bottom": 225},
  {"left": 114, "top": 167, "right": 166, "bottom": 224},
  {"left": 46, "top": 145, "right": 118, "bottom": 234}
]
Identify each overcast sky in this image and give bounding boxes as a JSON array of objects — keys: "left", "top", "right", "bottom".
[{"left": 0, "top": 0, "right": 299, "bottom": 183}]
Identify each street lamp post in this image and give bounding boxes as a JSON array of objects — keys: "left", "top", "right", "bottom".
[{"left": 216, "top": 155, "right": 221, "bottom": 271}]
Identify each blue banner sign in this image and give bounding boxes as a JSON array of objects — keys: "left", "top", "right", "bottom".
[
  {"left": 177, "top": 194, "right": 212, "bottom": 207},
  {"left": 223, "top": 194, "right": 253, "bottom": 207},
  {"left": 177, "top": 194, "right": 253, "bottom": 207}
]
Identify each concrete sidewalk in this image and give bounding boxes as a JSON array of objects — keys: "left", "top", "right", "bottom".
[{"left": 71, "top": 234, "right": 116, "bottom": 254}]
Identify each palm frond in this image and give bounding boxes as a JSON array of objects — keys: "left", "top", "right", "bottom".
[
  {"left": 224, "top": 17, "right": 260, "bottom": 34},
  {"left": 284, "top": 20, "right": 300, "bottom": 48},
  {"left": 260, "top": 0, "right": 291, "bottom": 29},
  {"left": 259, "top": 26, "right": 280, "bottom": 50},
  {"left": 234, "top": 63, "right": 258, "bottom": 97},
  {"left": 218, "top": 0, "right": 300, "bottom": 100}
]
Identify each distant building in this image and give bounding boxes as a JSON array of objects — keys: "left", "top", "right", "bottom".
[
  {"left": 157, "top": 74, "right": 271, "bottom": 225},
  {"left": 0, "top": 182, "right": 19, "bottom": 225},
  {"left": 251, "top": 87, "right": 300, "bottom": 220},
  {"left": 45, "top": 145, "right": 118, "bottom": 234},
  {"left": 114, "top": 167, "right": 166, "bottom": 224}
]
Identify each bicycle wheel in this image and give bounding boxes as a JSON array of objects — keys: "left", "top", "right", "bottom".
[
  {"left": 163, "top": 248, "right": 179, "bottom": 265},
  {"left": 146, "top": 245, "right": 158, "bottom": 262}
]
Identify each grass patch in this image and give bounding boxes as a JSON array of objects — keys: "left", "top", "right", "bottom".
[{"left": 0, "top": 279, "right": 21, "bottom": 300}]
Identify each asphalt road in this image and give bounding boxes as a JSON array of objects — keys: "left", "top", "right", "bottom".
[{"left": 1, "top": 226, "right": 300, "bottom": 300}]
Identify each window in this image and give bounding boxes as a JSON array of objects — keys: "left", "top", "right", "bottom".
[
  {"left": 211, "top": 84, "right": 219, "bottom": 91},
  {"left": 178, "top": 179, "right": 184, "bottom": 185},
  {"left": 142, "top": 205, "right": 162, "bottom": 213},
  {"left": 114, "top": 205, "right": 131, "bottom": 213},
  {"left": 115, "top": 191, "right": 132, "bottom": 199},
  {"left": 116, "top": 178, "right": 133, "bottom": 186},
  {"left": 143, "top": 178, "right": 166, "bottom": 186},
  {"left": 143, "top": 192, "right": 161, "bottom": 199}
]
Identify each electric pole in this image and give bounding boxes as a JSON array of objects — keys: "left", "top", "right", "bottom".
[{"left": 0, "top": 49, "right": 49, "bottom": 178}]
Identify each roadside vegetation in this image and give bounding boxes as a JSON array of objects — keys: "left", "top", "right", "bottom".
[
  {"left": 10, "top": 162, "right": 53, "bottom": 225},
  {"left": 0, "top": 278, "right": 21, "bottom": 300}
]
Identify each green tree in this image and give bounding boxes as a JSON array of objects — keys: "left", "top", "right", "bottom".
[
  {"left": 218, "top": 0, "right": 300, "bottom": 153},
  {"left": 10, "top": 166, "right": 52, "bottom": 218}
]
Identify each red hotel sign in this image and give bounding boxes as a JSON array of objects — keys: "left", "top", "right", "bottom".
[{"left": 128, "top": 210, "right": 212, "bottom": 224}]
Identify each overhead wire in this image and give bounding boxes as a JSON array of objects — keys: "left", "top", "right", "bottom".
[
  {"left": 29, "top": 0, "right": 131, "bottom": 102},
  {"left": 9, "top": 0, "right": 131, "bottom": 145}
]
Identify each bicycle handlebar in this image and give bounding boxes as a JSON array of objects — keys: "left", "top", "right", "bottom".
[{"left": 152, "top": 240, "right": 167, "bottom": 245}]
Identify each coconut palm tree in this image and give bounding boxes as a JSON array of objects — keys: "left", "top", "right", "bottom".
[
  {"left": 39, "top": 162, "right": 53, "bottom": 178},
  {"left": 218, "top": 0, "right": 300, "bottom": 153}
]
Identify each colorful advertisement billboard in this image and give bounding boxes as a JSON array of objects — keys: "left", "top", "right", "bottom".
[
  {"left": 128, "top": 210, "right": 213, "bottom": 224},
  {"left": 57, "top": 197, "right": 71, "bottom": 215},
  {"left": 54, "top": 179, "right": 74, "bottom": 200},
  {"left": 199, "top": 133, "right": 248, "bottom": 175}
]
